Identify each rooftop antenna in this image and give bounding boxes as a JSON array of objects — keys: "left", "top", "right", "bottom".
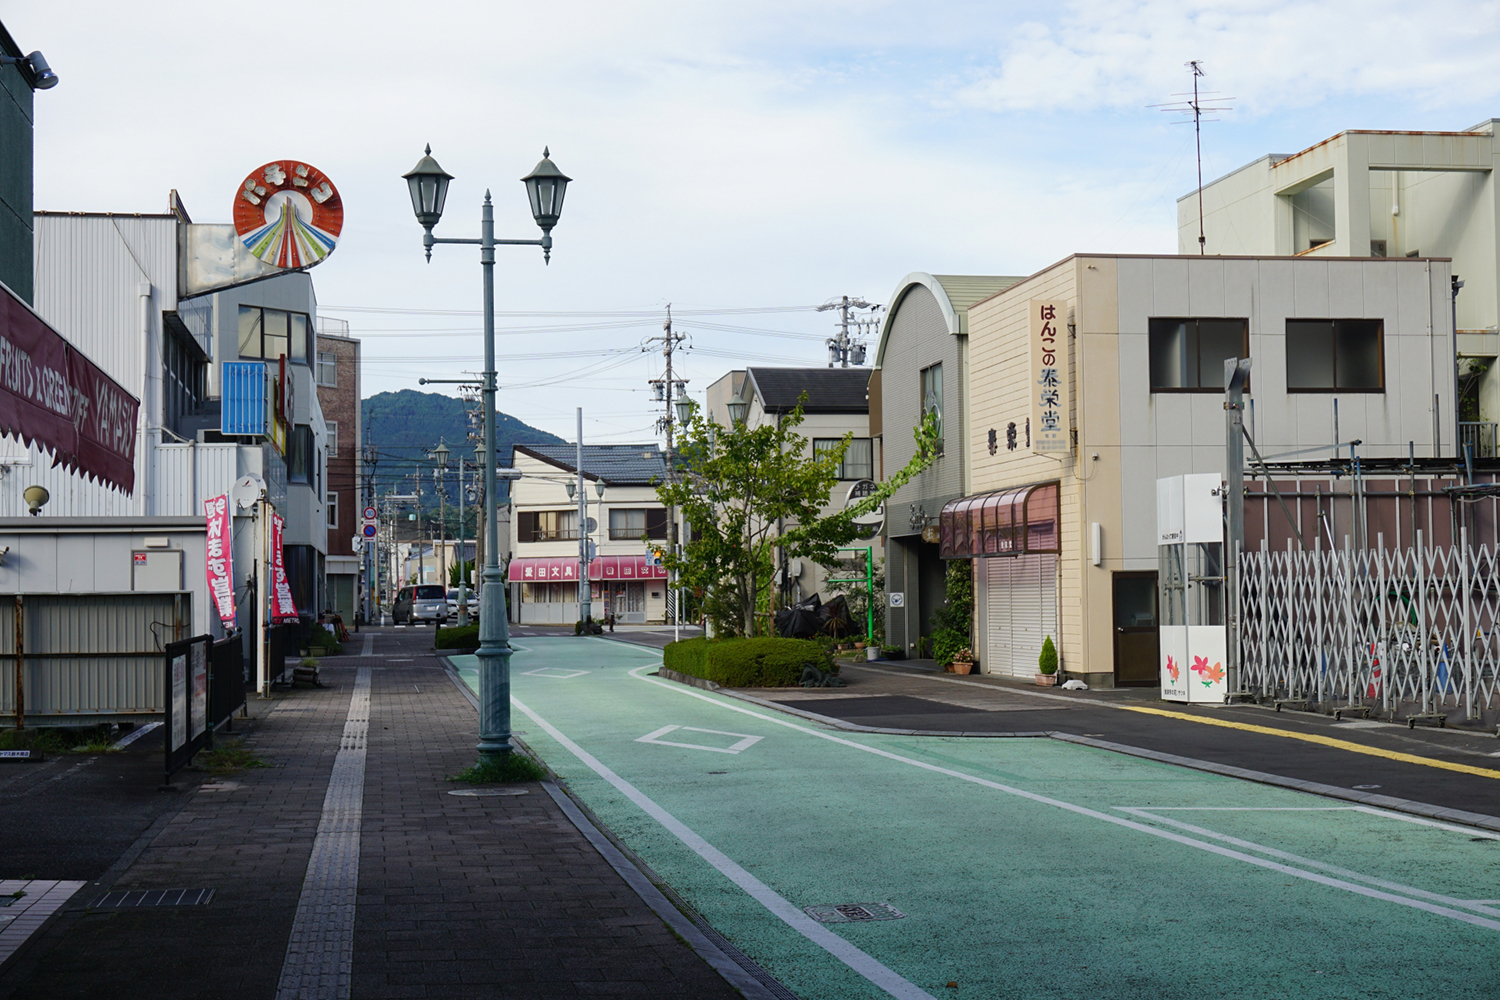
[{"left": 1151, "top": 61, "right": 1234, "bottom": 255}]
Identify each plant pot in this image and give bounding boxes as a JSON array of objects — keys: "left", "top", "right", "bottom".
[
  {"left": 866, "top": 646, "right": 881, "bottom": 661},
  {"left": 952, "top": 661, "right": 973, "bottom": 675},
  {"left": 1035, "top": 672, "right": 1058, "bottom": 686},
  {"left": 853, "top": 642, "right": 866, "bottom": 650}
]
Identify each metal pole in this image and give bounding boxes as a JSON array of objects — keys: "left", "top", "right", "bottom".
[
  {"left": 13, "top": 594, "right": 22, "bottom": 730},
  {"left": 257, "top": 497, "right": 270, "bottom": 697},
  {"left": 577, "top": 407, "right": 591, "bottom": 625},
  {"left": 1225, "top": 358, "right": 1249, "bottom": 698},
  {"left": 458, "top": 458, "right": 469, "bottom": 626},
  {"left": 476, "top": 192, "right": 516, "bottom": 759}
]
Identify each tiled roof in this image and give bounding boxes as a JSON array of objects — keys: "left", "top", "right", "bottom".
[
  {"left": 745, "top": 367, "right": 870, "bottom": 414},
  {"left": 513, "top": 444, "right": 668, "bottom": 485}
]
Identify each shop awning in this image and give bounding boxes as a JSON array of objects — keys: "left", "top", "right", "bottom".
[
  {"left": 508, "top": 553, "right": 668, "bottom": 583},
  {"left": 0, "top": 282, "right": 140, "bottom": 493},
  {"left": 939, "top": 481, "right": 1059, "bottom": 559}
]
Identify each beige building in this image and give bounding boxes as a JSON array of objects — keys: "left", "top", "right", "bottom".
[
  {"left": 960, "top": 253, "right": 1455, "bottom": 687},
  {"left": 1182, "top": 122, "right": 1500, "bottom": 429}
]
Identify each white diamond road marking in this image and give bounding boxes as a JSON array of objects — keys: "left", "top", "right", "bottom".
[
  {"left": 636, "top": 725, "right": 764, "bottom": 755},
  {"left": 522, "top": 667, "right": 589, "bottom": 679},
  {"left": 274, "top": 666, "right": 370, "bottom": 1000}
]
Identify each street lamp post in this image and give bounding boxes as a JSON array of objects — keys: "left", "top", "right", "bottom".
[
  {"left": 405, "top": 144, "right": 571, "bottom": 759},
  {"left": 430, "top": 441, "right": 450, "bottom": 610}
]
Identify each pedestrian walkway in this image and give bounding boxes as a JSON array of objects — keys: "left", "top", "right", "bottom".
[{"left": 0, "top": 628, "right": 751, "bottom": 1000}]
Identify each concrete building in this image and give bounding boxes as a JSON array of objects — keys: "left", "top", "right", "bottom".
[
  {"left": 507, "top": 444, "right": 671, "bottom": 625},
  {"left": 1182, "top": 121, "right": 1500, "bottom": 432},
  {"left": 704, "top": 367, "right": 880, "bottom": 606},
  {"left": 871, "top": 274, "right": 1023, "bottom": 657},
  {"left": 315, "top": 317, "right": 362, "bottom": 621},
  {"left": 0, "top": 20, "right": 47, "bottom": 305},
  {"left": 956, "top": 253, "right": 1456, "bottom": 687}
]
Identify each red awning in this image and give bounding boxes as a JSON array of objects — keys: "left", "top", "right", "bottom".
[
  {"left": 939, "top": 481, "right": 1059, "bottom": 559},
  {"left": 0, "top": 282, "right": 140, "bottom": 493},
  {"left": 507, "top": 553, "right": 668, "bottom": 582}
]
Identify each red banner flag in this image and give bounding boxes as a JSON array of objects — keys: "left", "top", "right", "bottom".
[
  {"left": 270, "top": 511, "right": 299, "bottom": 622},
  {"left": 203, "top": 493, "right": 236, "bottom": 629}
]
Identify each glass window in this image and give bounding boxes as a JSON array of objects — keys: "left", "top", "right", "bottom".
[
  {"left": 326, "top": 420, "right": 338, "bottom": 458},
  {"left": 813, "top": 437, "right": 875, "bottom": 480},
  {"left": 1149, "top": 318, "right": 1248, "bottom": 391},
  {"left": 316, "top": 351, "right": 337, "bottom": 386},
  {"left": 526, "top": 510, "right": 577, "bottom": 541},
  {"left": 287, "top": 425, "right": 313, "bottom": 484},
  {"left": 1286, "top": 319, "right": 1383, "bottom": 391},
  {"left": 921, "top": 363, "right": 943, "bottom": 452},
  {"left": 609, "top": 508, "right": 647, "bottom": 540},
  {"left": 326, "top": 491, "right": 338, "bottom": 529},
  {"left": 236, "top": 306, "right": 311, "bottom": 362}
]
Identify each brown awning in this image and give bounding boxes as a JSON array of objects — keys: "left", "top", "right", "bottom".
[{"left": 940, "top": 481, "right": 1059, "bottom": 559}]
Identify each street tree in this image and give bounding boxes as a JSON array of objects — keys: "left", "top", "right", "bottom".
[{"left": 656, "top": 397, "right": 939, "bottom": 637}]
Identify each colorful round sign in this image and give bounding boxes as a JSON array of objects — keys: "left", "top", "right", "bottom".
[{"left": 232, "top": 160, "right": 344, "bottom": 269}]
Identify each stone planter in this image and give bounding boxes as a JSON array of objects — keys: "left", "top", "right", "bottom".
[{"left": 1035, "top": 672, "right": 1058, "bottom": 686}]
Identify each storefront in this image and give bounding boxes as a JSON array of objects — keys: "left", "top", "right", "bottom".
[
  {"left": 941, "top": 482, "right": 1060, "bottom": 678},
  {"left": 508, "top": 554, "right": 668, "bottom": 624}
]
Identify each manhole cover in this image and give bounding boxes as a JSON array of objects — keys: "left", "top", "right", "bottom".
[
  {"left": 92, "top": 888, "right": 215, "bottom": 908},
  {"left": 448, "top": 788, "right": 530, "bottom": 797},
  {"left": 803, "top": 902, "right": 905, "bottom": 923}
]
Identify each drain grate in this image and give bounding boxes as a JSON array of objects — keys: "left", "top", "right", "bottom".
[
  {"left": 92, "top": 888, "right": 214, "bottom": 908},
  {"left": 803, "top": 902, "right": 905, "bottom": 923}
]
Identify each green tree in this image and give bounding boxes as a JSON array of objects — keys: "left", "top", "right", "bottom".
[{"left": 657, "top": 398, "right": 940, "bottom": 637}]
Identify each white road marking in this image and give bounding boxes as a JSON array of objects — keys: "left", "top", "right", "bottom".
[
  {"left": 1115, "top": 807, "right": 1500, "bottom": 918},
  {"left": 521, "top": 667, "right": 589, "bottom": 679},
  {"left": 511, "top": 695, "right": 938, "bottom": 1000},
  {"left": 360, "top": 633, "right": 373, "bottom": 657},
  {"left": 111, "top": 721, "right": 162, "bottom": 748},
  {"left": 636, "top": 725, "right": 763, "bottom": 755},
  {"left": 627, "top": 666, "right": 1500, "bottom": 934}
]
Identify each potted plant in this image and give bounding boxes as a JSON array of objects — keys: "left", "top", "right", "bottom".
[
  {"left": 951, "top": 648, "right": 975, "bottom": 675},
  {"left": 881, "top": 645, "right": 903, "bottom": 660},
  {"left": 1036, "top": 635, "right": 1058, "bottom": 686}
]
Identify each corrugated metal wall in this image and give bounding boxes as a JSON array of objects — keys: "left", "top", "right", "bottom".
[
  {"left": 153, "top": 442, "right": 238, "bottom": 516},
  {"left": 0, "top": 593, "right": 181, "bottom": 723}
]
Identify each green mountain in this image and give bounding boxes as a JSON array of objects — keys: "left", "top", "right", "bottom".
[{"left": 361, "top": 390, "right": 562, "bottom": 506}]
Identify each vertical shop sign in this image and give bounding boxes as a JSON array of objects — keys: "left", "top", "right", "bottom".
[
  {"left": 1029, "top": 300, "right": 1070, "bottom": 454},
  {"left": 270, "top": 512, "right": 299, "bottom": 622}
]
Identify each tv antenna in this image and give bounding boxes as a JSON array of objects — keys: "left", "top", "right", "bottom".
[{"left": 1151, "top": 60, "right": 1234, "bottom": 254}]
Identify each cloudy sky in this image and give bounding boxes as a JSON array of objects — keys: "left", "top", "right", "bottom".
[{"left": 10, "top": 1, "right": 1500, "bottom": 443}]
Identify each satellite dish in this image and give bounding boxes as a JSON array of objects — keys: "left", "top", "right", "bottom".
[{"left": 231, "top": 475, "right": 266, "bottom": 511}]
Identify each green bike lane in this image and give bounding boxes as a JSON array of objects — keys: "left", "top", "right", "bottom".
[{"left": 455, "top": 638, "right": 1500, "bottom": 1000}]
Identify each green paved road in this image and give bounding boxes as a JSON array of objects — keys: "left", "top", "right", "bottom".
[{"left": 455, "top": 638, "right": 1500, "bottom": 1000}]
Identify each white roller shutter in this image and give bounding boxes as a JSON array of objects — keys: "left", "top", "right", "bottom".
[{"left": 982, "top": 554, "right": 1058, "bottom": 678}]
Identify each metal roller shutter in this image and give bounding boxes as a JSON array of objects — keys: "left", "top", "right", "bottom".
[{"left": 983, "top": 554, "right": 1057, "bottom": 677}]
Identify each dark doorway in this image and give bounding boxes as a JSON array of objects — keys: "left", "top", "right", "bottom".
[{"left": 1113, "top": 571, "right": 1159, "bottom": 687}]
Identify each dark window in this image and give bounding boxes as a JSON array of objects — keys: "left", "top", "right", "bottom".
[
  {"left": 238, "top": 306, "right": 312, "bottom": 363},
  {"left": 921, "top": 364, "right": 943, "bottom": 452},
  {"left": 645, "top": 508, "right": 667, "bottom": 540},
  {"left": 287, "top": 425, "right": 314, "bottom": 484},
  {"left": 1286, "top": 319, "right": 1384, "bottom": 392},
  {"left": 162, "top": 316, "right": 207, "bottom": 436},
  {"left": 814, "top": 437, "right": 874, "bottom": 480},
  {"left": 1149, "top": 318, "right": 1248, "bottom": 391}
]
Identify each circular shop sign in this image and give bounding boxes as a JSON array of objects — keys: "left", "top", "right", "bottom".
[{"left": 233, "top": 160, "right": 344, "bottom": 269}]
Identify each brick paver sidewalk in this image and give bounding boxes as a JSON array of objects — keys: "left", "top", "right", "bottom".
[{"left": 0, "top": 629, "right": 749, "bottom": 1000}]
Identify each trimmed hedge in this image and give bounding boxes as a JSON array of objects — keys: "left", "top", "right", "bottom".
[
  {"left": 435, "top": 624, "right": 480, "bottom": 650},
  {"left": 663, "top": 636, "right": 835, "bottom": 687}
]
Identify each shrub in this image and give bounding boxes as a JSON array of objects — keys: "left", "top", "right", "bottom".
[
  {"left": 574, "top": 619, "right": 603, "bottom": 635},
  {"left": 663, "top": 636, "right": 834, "bottom": 687},
  {"left": 436, "top": 624, "right": 480, "bottom": 650},
  {"left": 1038, "top": 635, "right": 1058, "bottom": 674},
  {"left": 308, "top": 623, "right": 342, "bottom": 654}
]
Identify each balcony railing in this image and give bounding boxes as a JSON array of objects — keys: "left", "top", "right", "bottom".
[{"left": 1459, "top": 421, "right": 1499, "bottom": 459}]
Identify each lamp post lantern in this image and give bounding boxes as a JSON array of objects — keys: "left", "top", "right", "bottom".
[{"left": 404, "top": 145, "right": 570, "bottom": 760}]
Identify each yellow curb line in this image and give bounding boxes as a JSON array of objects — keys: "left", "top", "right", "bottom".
[{"left": 1117, "top": 705, "right": 1500, "bottom": 780}]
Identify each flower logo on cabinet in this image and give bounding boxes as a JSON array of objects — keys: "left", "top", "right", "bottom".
[
  {"left": 1191, "top": 655, "right": 1225, "bottom": 686},
  {"left": 233, "top": 161, "right": 344, "bottom": 269},
  {"left": 1165, "top": 656, "right": 1180, "bottom": 683}
]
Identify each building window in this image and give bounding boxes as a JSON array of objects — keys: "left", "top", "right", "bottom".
[
  {"left": 921, "top": 363, "right": 943, "bottom": 452},
  {"left": 608, "top": 508, "right": 668, "bottom": 540},
  {"left": 239, "top": 306, "right": 312, "bottom": 363},
  {"left": 1285, "top": 319, "right": 1384, "bottom": 392},
  {"left": 316, "top": 351, "right": 337, "bottom": 386},
  {"left": 517, "top": 509, "right": 578, "bottom": 542},
  {"left": 326, "top": 420, "right": 338, "bottom": 458},
  {"left": 814, "top": 437, "right": 875, "bottom": 480},
  {"left": 327, "top": 491, "right": 338, "bottom": 529},
  {"left": 1149, "top": 318, "right": 1249, "bottom": 391},
  {"left": 287, "top": 425, "right": 314, "bottom": 484}
]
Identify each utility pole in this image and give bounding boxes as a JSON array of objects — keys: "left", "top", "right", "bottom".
[
  {"left": 645, "top": 306, "right": 688, "bottom": 631},
  {"left": 360, "top": 437, "right": 379, "bottom": 625},
  {"left": 817, "top": 295, "right": 878, "bottom": 367}
]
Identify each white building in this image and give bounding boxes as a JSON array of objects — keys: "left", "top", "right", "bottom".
[
  {"left": 1182, "top": 121, "right": 1500, "bottom": 431},
  {"left": 506, "top": 444, "right": 672, "bottom": 624}
]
